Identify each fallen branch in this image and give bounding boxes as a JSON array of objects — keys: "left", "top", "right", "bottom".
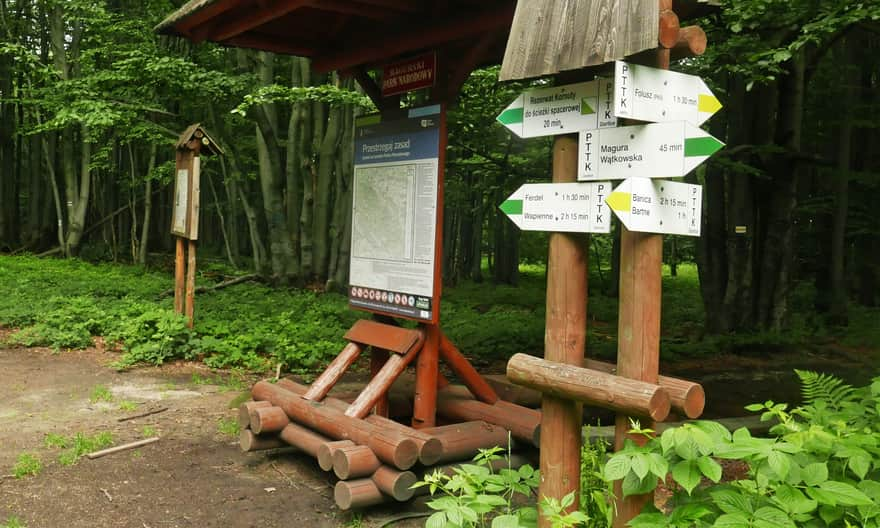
[
  {"left": 87, "top": 437, "right": 160, "bottom": 459},
  {"left": 158, "top": 273, "right": 261, "bottom": 299},
  {"left": 118, "top": 406, "right": 169, "bottom": 422},
  {"left": 100, "top": 488, "right": 113, "bottom": 502}
]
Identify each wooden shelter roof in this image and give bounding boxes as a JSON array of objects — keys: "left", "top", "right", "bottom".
[{"left": 155, "top": 0, "right": 518, "bottom": 76}]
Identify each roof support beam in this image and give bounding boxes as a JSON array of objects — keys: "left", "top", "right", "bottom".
[
  {"left": 211, "top": 0, "right": 311, "bottom": 42},
  {"left": 352, "top": 0, "right": 420, "bottom": 13},
  {"left": 311, "top": 5, "right": 515, "bottom": 73},
  {"left": 317, "top": 0, "right": 398, "bottom": 21},
  {"left": 224, "top": 33, "right": 317, "bottom": 56}
]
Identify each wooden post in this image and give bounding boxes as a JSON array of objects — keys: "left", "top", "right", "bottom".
[
  {"left": 174, "top": 238, "right": 185, "bottom": 314},
  {"left": 185, "top": 239, "right": 197, "bottom": 328},
  {"left": 412, "top": 323, "right": 441, "bottom": 428},
  {"left": 539, "top": 134, "right": 586, "bottom": 526},
  {"left": 303, "top": 341, "right": 363, "bottom": 401},
  {"left": 613, "top": 19, "right": 671, "bottom": 525}
]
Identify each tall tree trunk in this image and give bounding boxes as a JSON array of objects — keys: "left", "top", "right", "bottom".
[
  {"left": 253, "top": 51, "right": 295, "bottom": 283},
  {"left": 285, "top": 57, "right": 309, "bottom": 278},
  {"left": 137, "top": 144, "right": 157, "bottom": 266},
  {"left": 313, "top": 75, "right": 345, "bottom": 280},
  {"left": 828, "top": 39, "right": 856, "bottom": 324},
  {"left": 755, "top": 52, "right": 806, "bottom": 331}
]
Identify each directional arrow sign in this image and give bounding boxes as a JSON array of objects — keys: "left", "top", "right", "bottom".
[
  {"left": 496, "top": 79, "right": 617, "bottom": 138},
  {"left": 606, "top": 178, "right": 702, "bottom": 236},
  {"left": 614, "top": 60, "right": 722, "bottom": 126},
  {"left": 499, "top": 182, "right": 612, "bottom": 233},
  {"left": 578, "top": 121, "right": 723, "bottom": 181}
]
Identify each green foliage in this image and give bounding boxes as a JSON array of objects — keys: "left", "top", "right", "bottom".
[
  {"left": 47, "top": 432, "right": 114, "bottom": 466},
  {"left": 0, "top": 516, "right": 26, "bottom": 528},
  {"left": 217, "top": 416, "right": 239, "bottom": 437},
  {"left": 415, "top": 446, "right": 541, "bottom": 528},
  {"left": 90, "top": 385, "right": 113, "bottom": 404},
  {"left": 141, "top": 426, "right": 158, "bottom": 438},
  {"left": 605, "top": 372, "right": 880, "bottom": 527},
  {"left": 580, "top": 434, "right": 615, "bottom": 527},
  {"left": 233, "top": 84, "right": 375, "bottom": 116},
  {"left": 11, "top": 453, "right": 42, "bottom": 479},
  {"left": 118, "top": 400, "right": 138, "bottom": 412}
]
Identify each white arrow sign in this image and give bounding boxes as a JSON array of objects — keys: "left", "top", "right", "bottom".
[
  {"left": 614, "top": 60, "right": 722, "bottom": 126},
  {"left": 578, "top": 121, "right": 724, "bottom": 181},
  {"left": 496, "top": 79, "right": 617, "bottom": 138},
  {"left": 499, "top": 182, "right": 612, "bottom": 233},
  {"left": 605, "top": 178, "right": 702, "bottom": 236}
]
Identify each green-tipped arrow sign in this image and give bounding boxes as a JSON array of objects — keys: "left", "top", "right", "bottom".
[
  {"left": 500, "top": 182, "right": 612, "bottom": 233},
  {"left": 579, "top": 121, "right": 723, "bottom": 181},
  {"left": 606, "top": 178, "right": 702, "bottom": 236},
  {"left": 496, "top": 79, "right": 617, "bottom": 138}
]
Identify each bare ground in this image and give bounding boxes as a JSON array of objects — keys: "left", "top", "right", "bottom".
[{"left": 0, "top": 346, "right": 427, "bottom": 528}]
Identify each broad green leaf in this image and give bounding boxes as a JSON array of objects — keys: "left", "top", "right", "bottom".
[
  {"left": 859, "top": 480, "right": 880, "bottom": 501},
  {"left": 491, "top": 514, "right": 521, "bottom": 528},
  {"left": 669, "top": 503, "right": 713, "bottom": 524},
  {"left": 622, "top": 471, "right": 657, "bottom": 497},
  {"left": 710, "top": 488, "right": 754, "bottom": 516},
  {"left": 753, "top": 506, "right": 796, "bottom": 528},
  {"left": 767, "top": 450, "right": 791, "bottom": 480},
  {"left": 693, "top": 420, "right": 733, "bottom": 443},
  {"left": 698, "top": 456, "right": 723, "bottom": 483},
  {"left": 648, "top": 452, "right": 669, "bottom": 479},
  {"left": 773, "top": 484, "right": 817, "bottom": 515},
  {"left": 713, "top": 512, "right": 752, "bottom": 527},
  {"left": 628, "top": 513, "right": 668, "bottom": 528},
  {"left": 850, "top": 453, "right": 872, "bottom": 480},
  {"left": 672, "top": 459, "right": 702, "bottom": 495},
  {"left": 426, "top": 512, "right": 448, "bottom": 528},
  {"left": 660, "top": 428, "right": 675, "bottom": 454},
  {"left": 818, "top": 504, "right": 844, "bottom": 525},
  {"left": 817, "top": 481, "right": 874, "bottom": 506},
  {"left": 427, "top": 496, "right": 458, "bottom": 511},
  {"left": 604, "top": 455, "right": 632, "bottom": 481},
  {"left": 801, "top": 462, "right": 828, "bottom": 486},
  {"left": 631, "top": 453, "right": 650, "bottom": 480},
  {"left": 560, "top": 491, "right": 575, "bottom": 509}
]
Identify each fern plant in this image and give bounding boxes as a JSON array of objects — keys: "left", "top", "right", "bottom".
[{"left": 795, "top": 369, "right": 855, "bottom": 410}]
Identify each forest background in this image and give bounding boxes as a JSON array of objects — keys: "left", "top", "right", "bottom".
[{"left": 0, "top": 0, "right": 879, "bottom": 371}]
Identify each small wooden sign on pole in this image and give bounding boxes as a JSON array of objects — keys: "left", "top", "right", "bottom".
[{"left": 171, "top": 124, "right": 222, "bottom": 328}]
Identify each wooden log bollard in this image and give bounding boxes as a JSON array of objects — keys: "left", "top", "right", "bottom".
[
  {"left": 333, "top": 444, "right": 382, "bottom": 480},
  {"left": 277, "top": 378, "right": 443, "bottom": 465},
  {"left": 508, "top": 354, "right": 671, "bottom": 421},
  {"left": 371, "top": 466, "right": 417, "bottom": 501},
  {"left": 252, "top": 381, "right": 419, "bottom": 470},
  {"left": 238, "top": 400, "right": 271, "bottom": 428},
  {"left": 249, "top": 406, "right": 290, "bottom": 434},
  {"left": 583, "top": 359, "right": 705, "bottom": 419},
  {"left": 670, "top": 25, "right": 707, "bottom": 61},
  {"left": 335, "top": 478, "right": 385, "bottom": 510},
  {"left": 423, "top": 421, "right": 512, "bottom": 463},
  {"left": 239, "top": 429, "right": 285, "bottom": 452}
]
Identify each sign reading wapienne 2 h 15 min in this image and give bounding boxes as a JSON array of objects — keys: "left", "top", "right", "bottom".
[{"left": 349, "top": 105, "right": 444, "bottom": 323}]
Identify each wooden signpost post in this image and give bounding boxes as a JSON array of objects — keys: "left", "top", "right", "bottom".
[{"left": 171, "top": 124, "right": 222, "bottom": 328}]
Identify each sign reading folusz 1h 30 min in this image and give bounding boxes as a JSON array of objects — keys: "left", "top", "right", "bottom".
[
  {"left": 496, "top": 79, "right": 617, "bottom": 138},
  {"left": 578, "top": 121, "right": 723, "bottom": 181},
  {"left": 614, "top": 60, "right": 722, "bottom": 126},
  {"left": 606, "top": 178, "right": 702, "bottom": 236},
  {"left": 499, "top": 182, "right": 612, "bottom": 234}
]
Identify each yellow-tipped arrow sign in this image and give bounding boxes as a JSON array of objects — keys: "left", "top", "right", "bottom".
[
  {"left": 606, "top": 178, "right": 702, "bottom": 236},
  {"left": 614, "top": 61, "right": 722, "bottom": 127}
]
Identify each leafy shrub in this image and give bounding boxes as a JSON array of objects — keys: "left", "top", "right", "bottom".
[{"left": 605, "top": 371, "right": 880, "bottom": 528}]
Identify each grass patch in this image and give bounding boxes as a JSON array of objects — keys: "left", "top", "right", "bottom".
[
  {"left": 89, "top": 385, "right": 113, "bottom": 404},
  {"left": 118, "top": 400, "right": 138, "bottom": 412},
  {"left": 217, "top": 416, "right": 239, "bottom": 437},
  {"left": 11, "top": 453, "right": 42, "bottom": 478},
  {"left": 141, "top": 425, "right": 157, "bottom": 437},
  {"left": 44, "top": 432, "right": 114, "bottom": 466},
  {"left": 1, "top": 516, "right": 27, "bottom": 528}
]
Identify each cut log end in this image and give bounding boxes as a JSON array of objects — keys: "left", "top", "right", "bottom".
[
  {"left": 418, "top": 437, "right": 443, "bottom": 466},
  {"left": 371, "top": 466, "right": 417, "bottom": 501},
  {"left": 389, "top": 437, "right": 419, "bottom": 470},
  {"left": 334, "top": 479, "right": 385, "bottom": 510},
  {"left": 658, "top": 10, "right": 681, "bottom": 49},
  {"left": 239, "top": 429, "right": 285, "bottom": 452},
  {"left": 649, "top": 388, "right": 671, "bottom": 422},
  {"left": 238, "top": 400, "right": 271, "bottom": 428},
  {"left": 333, "top": 445, "right": 381, "bottom": 480},
  {"left": 318, "top": 440, "right": 356, "bottom": 471},
  {"left": 681, "top": 383, "right": 706, "bottom": 419}
]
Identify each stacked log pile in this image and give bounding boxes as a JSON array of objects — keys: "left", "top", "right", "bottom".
[{"left": 237, "top": 379, "right": 541, "bottom": 510}]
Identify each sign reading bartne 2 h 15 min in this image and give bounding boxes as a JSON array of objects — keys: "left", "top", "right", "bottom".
[
  {"left": 606, "top": 178, "right": 702, "bottom": 236},
  {"left": 496, "top": 79, "right": 617, "bottom": 138},
  {"left": 500, "top": 182, "right": 612, "bottom": 234},
  {"left": 578, "top": 121, "right": 723, "bottom": 181}
]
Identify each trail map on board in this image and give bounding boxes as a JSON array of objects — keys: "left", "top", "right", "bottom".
[{"left": 349, "top": 105, "right": 443, "bottom": 322}]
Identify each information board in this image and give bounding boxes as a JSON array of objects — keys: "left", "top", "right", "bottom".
[{"left": 349, "top": 105, "right": 444, "bottom": 323}]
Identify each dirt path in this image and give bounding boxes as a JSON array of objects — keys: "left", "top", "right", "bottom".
[{"left": 0, "top": 347, "right": 424, "bottom": 528}]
